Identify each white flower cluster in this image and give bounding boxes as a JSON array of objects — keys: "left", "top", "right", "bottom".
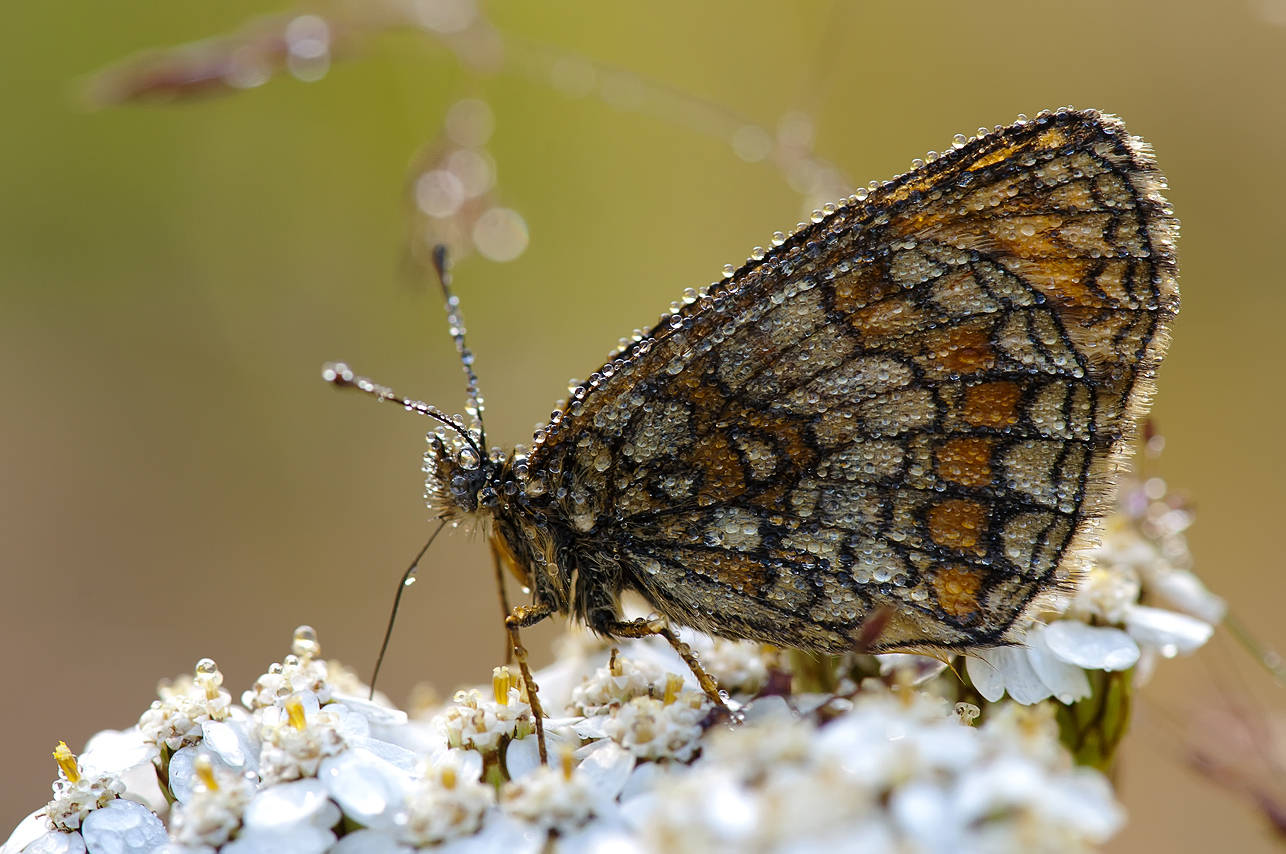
[
  {"left": 962, "top": 476, "right": 1222, "bottom": 704},
  {"left": 42, "top": 743, "right": 127, "bottom": 832},
  {"left": 241, "top": 626, "right": 331, "bottom": 710},
  {"left": 632, "top": 688, "right": 1123, "bottom": 852},
  {"left": 137, "top": 658, "right": 233, "bottom": 752},
  {"left": 439, "top": 667, "right": 533, "bottom": 753},
  {"left": 3, "top": 626, "right": 1128, "bottom": 854},
  {"left": 1, "top": 484, "right": 1222, "bottom": 853}
]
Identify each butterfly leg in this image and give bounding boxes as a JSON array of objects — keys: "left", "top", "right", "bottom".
[
  {"left": 603, "top": 617, "right": 734, "bottom": 719},
  {"left": 506, "top": 602, "right": 554, "bottom": 764}
]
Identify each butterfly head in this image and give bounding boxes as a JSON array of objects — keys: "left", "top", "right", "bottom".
[{"left": 423, "top": 428, "right": 502, "bottom": 521}]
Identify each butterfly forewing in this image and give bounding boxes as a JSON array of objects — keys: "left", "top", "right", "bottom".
[{"left": 519, "top": 109, "right": 1178, "bottom": 654}]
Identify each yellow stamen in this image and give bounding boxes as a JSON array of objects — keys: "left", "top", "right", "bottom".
[
  {"left": 440, "top": 765, "right": 457, "bottom": 790},
  {"left": 285, "top": 696, "right": 308, "bottom": 730},
  {"left": 894, "top": 666, "right": 915, "bottom": 707},
  {"left": 663, "top": 674, "right": 684, "bottom": 706},
  {"left": 609, "top": 648, "right": 623, "bottom": 677},
  {"left": 492, "top": 666, "right": 511, "bottom": 706},
  {"left": 193, "top": 754, "right": 219, "bottom": 792},
  {"left": 52, "top": 741, "right": 80, "bottom": 783},
  {"left": 559, "top": 746, "right": 575, "bottom": 781}
]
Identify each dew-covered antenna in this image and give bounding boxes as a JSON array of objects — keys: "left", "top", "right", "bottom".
[
  {"left": 367, "top": 520, "right": 447, "bottom": 699},
  {"left": 431, "top": 245, "right": 488, "bottom": 452},
  {"left": 321, "top": 362, "right": 483, "bottom": 460}
]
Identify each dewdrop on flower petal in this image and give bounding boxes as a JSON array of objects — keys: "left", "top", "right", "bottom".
[{"left": 291, "top": 624, "right": 321, "bottom": 660}]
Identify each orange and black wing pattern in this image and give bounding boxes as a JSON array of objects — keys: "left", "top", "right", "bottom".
[{"left": 523, "top": 109, "right": 1178, "bottom": 653}]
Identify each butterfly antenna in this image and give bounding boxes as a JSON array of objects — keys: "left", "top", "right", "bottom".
[
  {"left": 368, "top": 520, "right": 449, "bottom": 700},
  {"left": 321, "top": 362, "right": 483, "bottom": 459},
  {"left": 430, "top": 245, "right": 487, "bottom": 452}
]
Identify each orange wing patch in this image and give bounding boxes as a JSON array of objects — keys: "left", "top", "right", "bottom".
[
  {"left": 926, "top": 498, "right": 989, "bottom": 554},
  {"left": 932, "top": 566, "right": 986, "bottom": 619},
  {"left": 936, "top": 438, "right": 996, "bottom": 488}
]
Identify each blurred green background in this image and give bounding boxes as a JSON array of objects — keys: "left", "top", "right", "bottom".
[{"left": 4, "top": 1, "right": 1285, "bottom": 849}]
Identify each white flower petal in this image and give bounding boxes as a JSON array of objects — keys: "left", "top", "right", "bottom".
[
  {"left": 12, "top": 831, "right": 87, "bottom": 854},
  {"left": 220, "top": 825, "right": 334, "bottom": 854},
  {"left": 966, "top": 647, "right": 1051, "bottom": 703},
  {"left": 953, "top": 756, "right": 1044, "bottom": 821},
  {"left": 551, "top": 823, "right": 646, "bottom": 854},
  {"left": 326, "top": 704, "right": 371, "bottom": 741},
  {"left": 200, "top": 721, "right": 254, "bottom": 771},
  {"left": 243, "top": 779, "right": 331, "bottom": 832},
  {"left": 2, "top": 808, "right": 54, "bottom": 853},
  {"left": 168, "top": 745, "right": 239, "bottom": 804},
  {"left": 965, "top": 651, "right": 1007, "bottom": 702},
  {"left": 434, "top": 811, "right": 542, "bottom": 854},
  {"left": 326, "top": 829, "right": 411, "bottom": 854},
  {"left": 504, "top": 735, "right": 542, "bottom": 781},
  {"left": 152, "top": 844, "right": 214, "bottom": 854},
  {"left": 1039, "top": 768, "right": 1127, "bottom": 842},
  {"left": 577, "top": 741, "right": 636, "bottom": 804},
  {"left": 79, "top": 799, "right": 166, "bottom": 854},
  {"left": 876, "top": 654, "right": 949, "bottom": 684},
  {"left": 294, "top": 692, "right": 323, "bottom": 718},
  {"left": 348, "top": 735, "right": 418, "bottom": 774},
  {"left": 1124, "top": 604, "right": 1213, "bottom": 655},
  {"left": 912, "top": 723, "right": 981, "bottom": 773},
  {"left": 992, "top": 646, "right": 1053, "bottom": 705},
  {"left": 890, "top": 781, "right": 958, "bottom": 849},
  {"left": 740, "top": 695, "right": 792, "bottom": 725},
  {"left": 702, "top": 776, "right": 758, "bottom": 841},
  {"left": 1044, "top": 621, "right": 1140, "bottom": 671},
  {"left": 1025, "top": 625, "right": 1092, "bottom": 703},
  {"left": 78, "top": 730, "right": 156, "bottom": 778},
  {"left": 618, "top": 761, "right": 663, "bottom": 805},
  {"left": 1134, "top": 645, "right": 1159, "bottom": 685},
  {"left": 332, "top": 697, "right": 408, "bottom": 728},
  {"left": 319, "top": 750, "right": 409, "bottom": 829},
  {"left": 573, "top": 716, "right": 609, "bottom": 740},
  {"left": 1147, "top": 568, "right": 1226, "bottom": 623}
]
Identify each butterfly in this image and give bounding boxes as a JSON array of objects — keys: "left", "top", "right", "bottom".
[{"left": 328, "top": 107, "right": 1178, "bottom": 760}]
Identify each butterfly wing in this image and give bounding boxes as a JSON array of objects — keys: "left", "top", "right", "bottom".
[{"left": 524, "top": 109, "right": 1178, "bottom": 653}]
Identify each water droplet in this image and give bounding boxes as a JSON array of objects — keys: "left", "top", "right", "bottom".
[
  {"left": 472, "top": 207, "right": 529, "bottom": 262},
  {"left": 291, "top": 625, "right": 320, "bottom": 659},
  {"left": 415, "top": 169, "right": 465, "bottom": 217},
  {"left": 444, "top": 98, "right": 495, "bottom": 148}
]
